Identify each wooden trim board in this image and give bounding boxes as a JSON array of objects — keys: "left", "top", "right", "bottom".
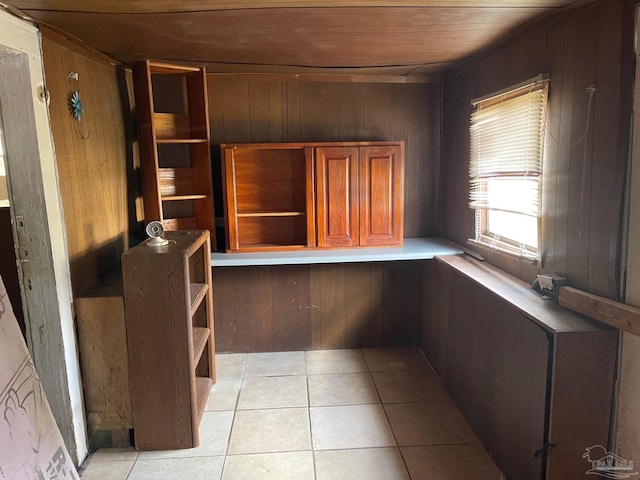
[{"left": 559, "top": 286, "right": 640, "bottom": 336}]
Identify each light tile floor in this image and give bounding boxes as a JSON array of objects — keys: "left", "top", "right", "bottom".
[{"left": 79, "top": 348, "right": 504, "bottom": 479}]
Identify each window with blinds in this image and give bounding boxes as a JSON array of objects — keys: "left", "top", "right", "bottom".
[{"left": 469, "top": 75, "right": 549, "bottom": 259}]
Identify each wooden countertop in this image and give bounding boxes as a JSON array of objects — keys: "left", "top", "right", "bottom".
[{"left": 436, "top": 254, "right": 611, "bottom": 334}]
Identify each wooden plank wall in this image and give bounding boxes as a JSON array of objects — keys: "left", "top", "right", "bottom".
[
  {"left": 41, "top": 31, "right": 128, "bottom": 295},
  {"left": 207, "top": 77, "right": 438, "bottom": 351},
  {"left": 440, "top": 0, "right": 632, "bottom": 299},
  {"left": 213, "top": 261, "right": 423, "bottom": 352},
  {"left": 41, "top": 31, "right": 132, "bottom": 448},
  {"left": 207, "top": 78, "right": 438, "bottom": 239}
]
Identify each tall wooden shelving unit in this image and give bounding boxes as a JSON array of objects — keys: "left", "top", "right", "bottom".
[
  {"left": 133, "top": 61, "right": 216, "bottom": 248},
  {"left": 121, "top": 230, "right": 215, "bottom": 450}
]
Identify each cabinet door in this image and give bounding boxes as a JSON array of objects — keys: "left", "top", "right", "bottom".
[
  {"left": 316, "top": 146, "right": 359, "bottom": 247},
  {"left": 359, "top": 145, "right": 404, "bottom": 246}
]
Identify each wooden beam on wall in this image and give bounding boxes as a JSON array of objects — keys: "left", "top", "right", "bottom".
[
  {"left": 558, "top": 285, "right": 640, "bottom": 336},
  {"left": 39, "top": 25, "right": 119, "bottom": 68}
]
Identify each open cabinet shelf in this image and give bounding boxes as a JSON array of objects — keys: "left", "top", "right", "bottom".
[
  {"left": 222, "top": 144, "right": 315, "bottom": 251},
  {"left": 237, "top": 211, "right": 306, "bottom": 217},
  {"left": 194, "top": 377, "right": 212, "bottom": 428},
  {"left": 192, "top": 327, "right": 210, "bottom": 364},
  {"left": 156, "top": 138, "right": 209, "bottom": 144}
]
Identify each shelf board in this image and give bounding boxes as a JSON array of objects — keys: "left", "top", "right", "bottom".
[
  {"left": 149, "top": 61, "right": 200, "bottom": 74},
  {"left": 156, "top": 138, "right": 208, "bottom": 145},
  {"left": 163, "top": 217, "right": 198, "bottom": 230},
  {"left": 194, "top": 377, "right": 212, "bottom": 428},
  {"left": 234, "top": 243, "right": 307, "bottom": 252},
  {"left": 237, "top": 211, "right": 306, "bottom": 218},
  {"left": 190, "top": 283, "right": 209, "bottom": 316},
  {"left": 192, "top": 327, "right": 210, "bottom": 366},
  {"left": 162, "top": 194, "right": 209, "bottom": 201}
]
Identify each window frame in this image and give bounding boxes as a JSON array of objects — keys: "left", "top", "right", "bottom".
[{"left": 468, "top": 74, "right": 549, "bottom": 261}]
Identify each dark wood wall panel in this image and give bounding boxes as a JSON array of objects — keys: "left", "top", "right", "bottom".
[
  {"left": 588, "top": 2, "right": 625, "bottom": 298},
  {"left": 273, "top": 265, "right": 311, "bottom": 350},
  {"left": 423, "top": 261, "right": 548, "bottom": 480},
  {"left": 208, "top": 77, "right": 439, "bottom": 238},
  {"left": 421, "top": 257, "right": 617, "bottom": 480},
  {"left": 564, "top": 7, "right": 597, "bottom": 299},
  {"left": 208, "top": 76, "right": 438, "bottom": 350},
  {"left": 213, "top": 261, "right": 422, "bottom": 352},
  {"left": 548, "top": 330, "right": 619, "bottom": 477},
  {"left": 441, "top": 0, "right": 632, "bottom": 298},
  {"left": 344, "top": 263, "right": 373, "bottom": 347},
  {"left": 317, "top": 264, "right": 347, "bottom": 349},
  {"left": 420, "top": 260, "right": 449, "bottom": 377},
  {"left": 42, "top": 31, "right": 128, "bottom": 295}
]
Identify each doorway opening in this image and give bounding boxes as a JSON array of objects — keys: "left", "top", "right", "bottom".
[{"left": 0, "top": 120, "right": 26, "bottom": 338}]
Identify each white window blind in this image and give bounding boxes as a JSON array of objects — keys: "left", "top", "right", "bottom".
[{"left": 469, "top": 76, "right": 548, "bottom": 258}]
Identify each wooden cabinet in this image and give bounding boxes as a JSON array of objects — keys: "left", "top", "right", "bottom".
[
  {"left": 221, "top": 144, "right": 315, "bottom": 252},
  {"left": 424, "top": 256, "right": 618, "bottom": 480},
  {"left": 133, "top": 61, "right": 216, "bottom": 247},
  {"left": 316, "top": 144, "right": 404, "bottom": 248},
  {"left": 221, "top": 141, "right": 403, "bottom": 252},
  {"left": 121, "top": 230, "right": 216, "bottom": 450}
]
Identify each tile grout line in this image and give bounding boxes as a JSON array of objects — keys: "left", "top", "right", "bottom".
[
  {"left": 367, "top": 349, "right": 416, "bottom": 480},
  {"left": 124, "top": 448, "right": 139, "bottom": 479},
  {"left": 305, "top": 351, "right": 319, "bottom": 480},
  {"left": 219, "top": 352, "right": 249, "bottom": 479}
]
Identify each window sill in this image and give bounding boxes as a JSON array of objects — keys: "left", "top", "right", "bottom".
[{"left": 467, "top": 238, "right": 539, "bottom": 265}]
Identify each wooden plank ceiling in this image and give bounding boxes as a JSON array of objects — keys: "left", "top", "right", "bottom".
[{"left": 8, "top": 0, "right": 594, "bottom": 77}]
